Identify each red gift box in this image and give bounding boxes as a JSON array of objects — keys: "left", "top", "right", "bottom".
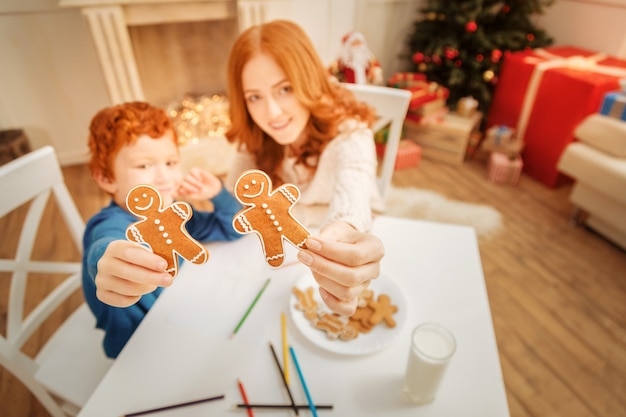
[
  {"left": 388, "top": 72, "right": 449, "bottom": 113},
  {"left": 487, "top": 46, "right": 626, "bottom": 187},
  {"left": 375, "top": 139, "right": 421, "bottom": 170}
]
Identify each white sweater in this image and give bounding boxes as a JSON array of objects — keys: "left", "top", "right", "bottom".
[{"left": 225, "top": 119, "right": 384, "bottom": 232}]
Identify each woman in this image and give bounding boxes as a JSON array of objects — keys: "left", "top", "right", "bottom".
[{"left": 224, "top": 20, "right": 385, "bottom": 316}]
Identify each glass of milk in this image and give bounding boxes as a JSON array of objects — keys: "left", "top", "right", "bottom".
[{"left": 403, "top": 322, "right": 457, "bottom": 405}]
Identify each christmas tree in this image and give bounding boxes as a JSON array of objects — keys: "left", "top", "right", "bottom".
[{"left": 404, "top": 0, "right": 554, "bottom": 114}]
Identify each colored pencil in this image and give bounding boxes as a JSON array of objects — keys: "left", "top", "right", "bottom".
[
  {"left": 231, "top": 278, "right": 271, "bottom": 337},
  {"left": 269, "top": 342, "right": 299, "bottom": 415},
  {"left": 237, "top": 379, "right": 254, "bottom": 417},
  {"left": 289, "top": 346, "right": 318, "bottom": 417},
  {"left": 281, "top": 312, "right": 290, "bottom": 384},
  {"left": 122, "top": 394, "right": 224, "bottom": 416},
  {"left": 235, "top": 404, "right": 334, "bottom": 410}
]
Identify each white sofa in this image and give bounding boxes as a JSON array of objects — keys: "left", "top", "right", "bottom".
[{"left": 557, "top": 113, "right": 626, "bottom": 250}]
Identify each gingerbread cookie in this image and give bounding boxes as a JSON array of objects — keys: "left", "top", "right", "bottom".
[
  {"left": 368, "top": 294, "right": 398, "bottom": 327},
  {"left": 349, "top": 304, "right": 376, "bottom": 334},
  {"left": 232, "top": 170, "right": 310, "bottom": 267},
  {"left": 293, "top": 285, "right": 399, "bottom": 341},
  {"left": 125, "top": 184, "right": 208, "bottom": 277},
  {"left": 312, "top": 312, "right": 358, "bottom": 341},
  {"left": 293, "top": 286, "right": 319, "bottom": 320}
]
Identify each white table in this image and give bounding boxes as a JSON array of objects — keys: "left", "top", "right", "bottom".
[{"left": 79, "top": 216, "right": 509, "bottom": 417}]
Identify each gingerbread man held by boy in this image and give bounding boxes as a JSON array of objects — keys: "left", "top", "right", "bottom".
[
  {"left": 232, "top": 170, "right": 310, "bottom": 267},
  {"left": 125, "top": 184, "right": 209, "bottom": 277}
]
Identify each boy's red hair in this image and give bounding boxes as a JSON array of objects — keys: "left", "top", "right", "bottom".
[{"left": 87, "top": 101, "right": 177, "bottom": 181}]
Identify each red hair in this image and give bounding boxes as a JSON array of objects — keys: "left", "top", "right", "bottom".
[
  {"left": 87, "top": 101, "right": 177, "bottom": 181},
  {"left": 225, "top": 20, "right": 375, "bottom": 185}
]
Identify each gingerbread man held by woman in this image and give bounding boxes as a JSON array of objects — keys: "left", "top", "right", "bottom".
[{"left": 232, "top": 170, "right": 310, "bottom": 267}]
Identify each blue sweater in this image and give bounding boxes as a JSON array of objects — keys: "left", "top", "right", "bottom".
[{"left": 82, "top": 187, "right": 242, "bottom": 358}]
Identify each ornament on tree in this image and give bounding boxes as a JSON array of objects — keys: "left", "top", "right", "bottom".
[
  {"left": 404, "top": 0, "right": 554, "bottom": 113},
  {"left": 412, "top": 52, "right": 425, "bottom": 63},
  {"left": 444, "top": 48, "right": 458, "bottom": 60},
  {"left": 328, "top": 31, "right": 383, "bottom": 85},
  {"left": 491, "top": 49, "right": 503, "bottom": 63},
  {"left": 465, "top": 21, "right": 478, "bottom": 33}
]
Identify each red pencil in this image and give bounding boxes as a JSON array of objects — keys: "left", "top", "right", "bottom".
[{"left": 237, "top": 379, "right": 255, "bottom": 417}]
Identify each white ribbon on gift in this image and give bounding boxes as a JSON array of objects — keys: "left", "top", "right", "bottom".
[{"left": 516, "top": 48, "right": 626, "bottom": 142}]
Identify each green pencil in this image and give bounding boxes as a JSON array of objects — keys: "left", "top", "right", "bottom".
[{"left": 231, "top": 277, "right": 271, "bottom": 338}]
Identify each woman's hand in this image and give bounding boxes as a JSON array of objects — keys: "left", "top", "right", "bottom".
[
  {"left": 95, "top": 240, "right": 173, "bottom": 307},
  {"left": 177, "top": 167, "right": 223, "bottom": 201},
  {"left": 297, "top": 221, "right": 385, "bottom": 316}
]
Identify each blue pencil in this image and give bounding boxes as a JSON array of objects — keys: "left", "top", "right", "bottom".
[{"left": 289, "top": 346, "right": 318, "bottom": 417}]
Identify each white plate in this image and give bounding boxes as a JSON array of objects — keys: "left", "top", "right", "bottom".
[{"left": 289, "top": 272, "right": 407, "bottom": 356}]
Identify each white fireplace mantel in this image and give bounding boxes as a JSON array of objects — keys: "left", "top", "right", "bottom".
[
  {"left": 59, "top": 0, "right": 237, "bottom": 104},
  {"left": 59, "top": 0, "right": 237, "bottom": 25}
]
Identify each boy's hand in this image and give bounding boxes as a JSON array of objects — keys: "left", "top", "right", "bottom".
[
  {"left": 95, "top": 240, "right": 173, "bottom": 307},
  {"left": 177, "top": 167, "right": 223, "bottom": 201}
]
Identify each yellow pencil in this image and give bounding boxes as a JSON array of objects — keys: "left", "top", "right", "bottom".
[{"left": 281, "top": 312, "right": 289, "bottom": 384}]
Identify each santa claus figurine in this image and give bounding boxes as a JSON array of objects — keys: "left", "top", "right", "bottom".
[{"left": 329, "top": 31, "right": 383, "bottom": 85}]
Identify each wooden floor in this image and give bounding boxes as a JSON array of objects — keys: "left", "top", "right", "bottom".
[{"left": 1, "top": 154, "right": 625, "bottom": 417}]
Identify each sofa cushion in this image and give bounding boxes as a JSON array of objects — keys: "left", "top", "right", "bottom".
[
  {"left": 574, "top": 114, "right": 626, "bottom": 157},
  {"left": 558, "top": 142, "right": 626, "bottom": 206}
]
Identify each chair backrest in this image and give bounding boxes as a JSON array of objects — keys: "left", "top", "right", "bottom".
[
  {"left": 342, "top": 83, "right": 411, "bottom": 198},
  {"left": 0, "top": 146, "right": 112, "bottom": 417}
]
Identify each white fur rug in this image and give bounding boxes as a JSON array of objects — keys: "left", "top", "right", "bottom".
[{"left": 384, "top": 186, "right": 503, "bottom": 239}]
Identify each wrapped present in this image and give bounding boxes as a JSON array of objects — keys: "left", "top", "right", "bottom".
[
  {"left": 388, "top": 72, "right": 427, "bottom": 88},
  {"left": 404, "top": 111, "right": 482, "bottom": 165},
  {"left": 404, "top": 106, "right": 448, "bottom": 126},
  {"left": 487, "top": 46, "right": 626, "bottom": 187},
  {"left": 388, "top": 72, "right": 449, "bottom": 114},
  {"left": 482, "top": 125, "right": 523, "bottom": 155},
  {"left": 457, "top": 96, "right": 479, "bottom": 117},
  {"left": 375, "top": 139, "right": 421, "bottom": 170},
  {"left": 488, "top": 152, "right": 523, "bottom": 186},
  {"left": 599, "top": 91, "right": 626, "bottom": 121}
]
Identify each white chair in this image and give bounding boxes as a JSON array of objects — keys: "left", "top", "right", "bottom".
[
  {"left": 0, "top": 146, "right": 113, "bottom": 417},
  {"left": 342, "top": 83, "right": 411, "bottom": 199}
]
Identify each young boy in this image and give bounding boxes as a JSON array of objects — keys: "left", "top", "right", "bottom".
[{"left": 83, "top": 101, "right": 242, "bottom": 358}]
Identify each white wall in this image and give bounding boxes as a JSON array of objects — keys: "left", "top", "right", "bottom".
[
  {"left": 1, "top": 0, "right": 625, "bottom": 166},
  {"left": 353, "top": 0, "right": 422, "bottom": 78},
  {"left": 0, "top": 0, "right": 110, "bottom": 164},
  {"left": 537, "top": 0, "right": 626, "bottom": 58}
]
